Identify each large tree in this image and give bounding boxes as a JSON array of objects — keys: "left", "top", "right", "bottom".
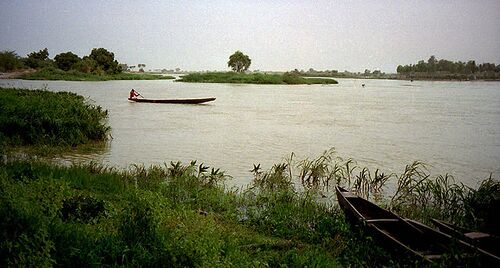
[
  {"left": 227, "top": 51, "right": 251, "bottom": 73},
  {"left": 89, "top": 48, "right": 122, "bottom": 74},
  {"left": 54, "top": 52, "right": 81, "bottom": 71},
  {"left": 0, "top": 50, "right": 23, "bottom": 72},
  {"left": 25, "top": 48, "right": 50, "bottom": 69}
]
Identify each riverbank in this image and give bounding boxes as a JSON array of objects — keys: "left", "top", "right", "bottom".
[
  {"left": 177, "top": 72, "right": 338, "bottom": 85},
  {"left": 1, "top": 156, "right": 497, "bottom": 267},
  {"left": 7, "top": 67, "right": 174, "bottom": 81}
]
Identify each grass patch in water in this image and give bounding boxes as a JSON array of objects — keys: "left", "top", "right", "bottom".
[{"left": 177, "top": 71, "right": 338, "bottom": 85}]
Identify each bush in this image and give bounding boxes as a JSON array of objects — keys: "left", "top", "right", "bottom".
[
  {"left": 0, "top": 88, "right": 110, "bottom": 146},
  {"left": 0, "top": 50, "right": 24, "bottom": 72}
]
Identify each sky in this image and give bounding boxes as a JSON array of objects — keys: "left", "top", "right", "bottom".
[{"left": 1, "top": 0, "right": 499, "bottom": 73}]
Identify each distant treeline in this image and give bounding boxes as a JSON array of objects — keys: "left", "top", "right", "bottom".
[
  {"left": 397, "top": 56, "right": 500, "bottom": 80},
  {"left": 289, "top": 68, "right": 394, "bottom": 79},
  {"left": 0, "top": 48, "right": 123, "bottom": 75}
]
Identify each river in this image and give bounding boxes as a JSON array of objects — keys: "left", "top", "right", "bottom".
[{"left": 1, "top": 78, "right": 499, "bottom": 188}]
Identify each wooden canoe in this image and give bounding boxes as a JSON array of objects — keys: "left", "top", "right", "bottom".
[
  {"left": 335, "top": 186, "right": 499, "bottom": 265},
  {"left": 431, "top": 218, "right": 500, "bottom": 259},
  {"left": 128, "top": 97, "right": 215, "bottom": 104}
]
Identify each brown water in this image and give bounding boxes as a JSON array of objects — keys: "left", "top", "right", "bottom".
[{"left": 1, "top": 78, "right": 499, "bottom": 187}]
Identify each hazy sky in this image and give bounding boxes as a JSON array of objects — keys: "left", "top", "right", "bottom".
[{"left": 1, "top": 0, "right": 499, "bottom": 72}]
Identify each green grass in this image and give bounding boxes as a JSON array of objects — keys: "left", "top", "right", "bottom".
[
  {"left": 177, "top": 72, "right": 338, "bottom": 85},
  {"left": 0, "top": 160, "right": 346, "bottom": 267},
  {"left": 0, "top": 88, "right": 110, "bottom": 147},
  {"left": 20, "top": 67, "right": 174, "bottom": 81},
  {"left": 2, "top": 155, "right": 496, "bottom": 267}
]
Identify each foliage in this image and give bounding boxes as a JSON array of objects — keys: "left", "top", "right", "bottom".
[
  {"left": 54, "top": 51, "right": 81, "bottom": 71},
  {"left": 227, "top": 50, "right": 251, "bottom": 73},
  {"left": 397, "top": 55, "right": 500, "bottom": 80},
  {"left": 0, "top": 160, "right": 343, "bottom": 267},
  {"left": 24, "top": 48, "right": 51, "bottom": 69},
  {"left": 0, "top": 141, "right": 497, "bottom": 267},
  {"left": 89, "top": 48, "right": 122, "bottom": 74},
  {"left": 19, "top": 67, "right": 174, "bottom": 81},
  {"left": 0, "top": 88, "right": 110, "bottom": 146},
  {"left": 0, "top": 50, "right": 24, "bottom": 72},
  {"left": 177, "top": 71, "right": 338, "bottom": 84}
]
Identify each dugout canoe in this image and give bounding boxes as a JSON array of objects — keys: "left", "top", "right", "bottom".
[
  {"left": 128, "top": 97, "right": 215, "bottom": 104},
  {"left": 431, "top": 218, "right": 500, "bottom": 259},
  {"left": 335, "top": 186, "right": 499, "bottom": 265}
]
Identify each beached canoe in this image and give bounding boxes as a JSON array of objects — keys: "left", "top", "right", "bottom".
[
  {"left": 128, "top": 97, "right": 215, "bottom": 104},
  {"left": 335, "top": 186, "right": 499, "bottom": 265},
  {"left": 431, "top": 218, "right": 500, "bottom": 259}
]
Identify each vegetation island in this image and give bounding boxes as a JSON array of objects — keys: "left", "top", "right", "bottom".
[
  {"left": 0, "top": 88, "right": 498, "bottom": 266},
  {"left": 0, "top": 48, "right": 173, "bottom": 81},
  {"left": 177, "top": 51, "right": 338, "bottom": 85}
]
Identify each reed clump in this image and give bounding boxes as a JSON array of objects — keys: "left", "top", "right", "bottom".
[{"left": 251, "top": 148, "right": 499, "bottom": 235}]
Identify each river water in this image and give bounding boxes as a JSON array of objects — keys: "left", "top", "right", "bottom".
[{"left": 1, "top": 78, "right": 499, "bottom": 188}]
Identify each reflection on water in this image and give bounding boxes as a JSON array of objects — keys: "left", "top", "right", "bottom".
[{"left": 1, "top": 78, "right": 499, "bottom": 188}]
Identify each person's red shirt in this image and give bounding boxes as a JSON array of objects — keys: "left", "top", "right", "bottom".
[{"left": 129, "top": 89, "right": 139, "bottom": 99}]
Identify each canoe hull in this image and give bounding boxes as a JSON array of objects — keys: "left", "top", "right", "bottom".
[
  {"left": 431, "top": 218, "right": 500, "bottom": 259},
  {"left": 128, "top": 97, "right": 215, "bottom": 104},
  {"left": 335, "top": 186, "right": 499, "bottom": 265}
]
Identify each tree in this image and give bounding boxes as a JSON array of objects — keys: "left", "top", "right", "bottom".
[
  {"left": 73, "top": 57, "right": 97, "bottom": 73},
  {"left": 227, "top": 51, "right": 251, "bottom": 73},
  {"left": 427, "top": 55, "right": 437, "bottom": 73},
  {"left": 0, "top": 50, "right": 23, "bottom": 72},
  {"left": 25, "top": 48, "right": 50, "bottom": 69},
  {"left": 54, "top": 52, "right": 81, "bottom": 71},
  {"left": 89, "top": 48, "right": 122, "bottom": 74}
]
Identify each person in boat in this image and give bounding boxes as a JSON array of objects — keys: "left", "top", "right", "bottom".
[{"left": 129, "top": 89, "right": 140, "bottom": 99}]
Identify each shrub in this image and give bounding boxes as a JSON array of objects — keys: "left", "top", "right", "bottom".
[{"left": 0, "top": 88, "right": 110, "bottom": 146}]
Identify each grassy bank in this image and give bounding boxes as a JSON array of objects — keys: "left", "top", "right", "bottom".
[
  {"left": 19, "top": 67, "right": 174, "bottom": 81},
  {"left": 0, "top": 88, "right": 110, "bottom": 147},
  {"left": 1, "top": 153, "right": 497, "bottom": 267},
  {"left": 0, "top": 160, "right": 383, "bottom": 267},
  {"left": 177, "top": 72, "right": 338, "bottom": 85}
]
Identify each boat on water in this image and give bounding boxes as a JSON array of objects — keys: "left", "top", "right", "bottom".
[
  {"left": 128, "top": 97, "right": 216, "bottom": 104},
  {"left": 431, "top": 218, "right": 500, "bottom": 259},
  {"left": 335, "top": 186, "right": 499, "bottom": 265}
]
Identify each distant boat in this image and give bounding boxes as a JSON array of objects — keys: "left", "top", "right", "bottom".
[
  {"left": 335, "top": 186, "right": 499, "bottom": 265},
  {"left": 128, "top": 97, "right": 215, "bottom": 104},
  {"left": 431, "top": 218, "right": 500, "bottom": 260}
]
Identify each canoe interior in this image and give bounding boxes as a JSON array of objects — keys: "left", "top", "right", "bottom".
[{"left": 431, "top": 218, "right": 500, "bottom": 258}]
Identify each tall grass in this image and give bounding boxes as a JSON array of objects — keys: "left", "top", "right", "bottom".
[
  {"left": 252, "top": 148, "right": 499, "bottom": 233},
  {"left": 0, "top": 88, "right": 110, "bottom": 147},
  {"left": 177, "top": 72, "right": 338, "bottom": 85}
]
